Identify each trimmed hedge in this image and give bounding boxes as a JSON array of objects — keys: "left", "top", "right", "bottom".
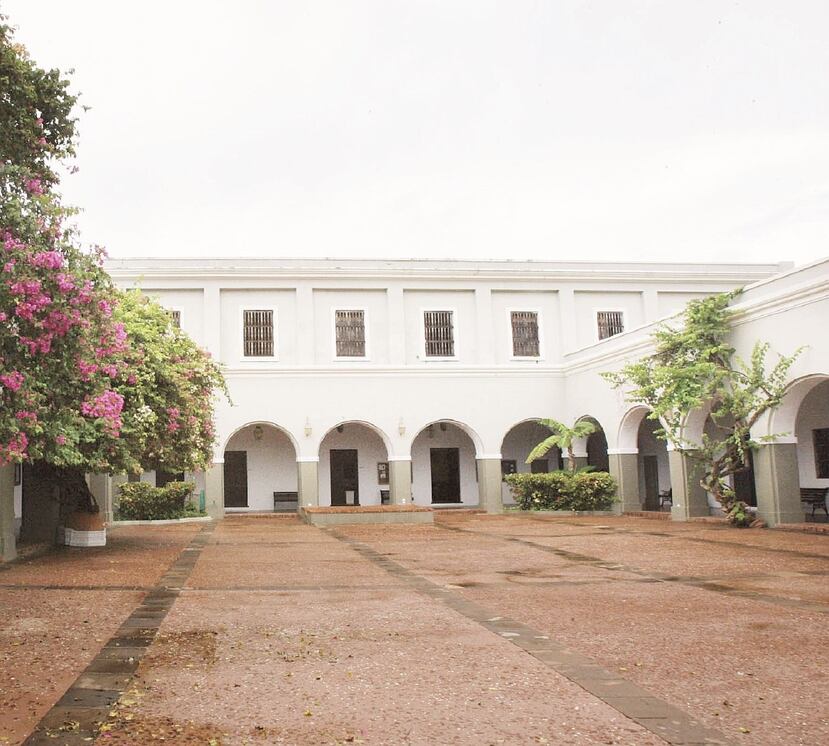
[
  {"left": 117, "top": 481, "right": 197, "bottom": 520},
  {"left": 505, "top": 471, "right": 617, "bottom": 511}
]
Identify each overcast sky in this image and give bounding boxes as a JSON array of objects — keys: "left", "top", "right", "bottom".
[{"left": 5, "top": 1, "right": 829, "bottom": 265}]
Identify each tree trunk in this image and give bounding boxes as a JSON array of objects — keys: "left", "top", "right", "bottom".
[{"left": 41, "top": 464, "right": 99, "bottom": 514}]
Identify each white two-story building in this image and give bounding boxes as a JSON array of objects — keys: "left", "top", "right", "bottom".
[{"left": 3, "top": 256, "right": 827, "bottom": 560}]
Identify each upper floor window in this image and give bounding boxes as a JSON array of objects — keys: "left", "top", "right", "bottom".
[
  {"left": 335, "top": 309, "right": 366, "bottom": 357},
  {"left": 169, "top": 310, "right": 181, "bottom": 329},
  {"left": 511, "top": 311, "right": 540, "bottom": 357},
  {"left": 597, "top": 310, "right": 625, "bottom": 340},
  {"left": 814, "top": 428, "right": 829, "bottom": 479},
  {"left": 243, "top": 309, "right": 274, "bottom": 357},
  {"left": 424, "top": 310, "right": 454, "bottom": 357}
]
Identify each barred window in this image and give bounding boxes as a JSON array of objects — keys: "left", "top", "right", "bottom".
[
  {"left": 243, "top": 310, "right": 274, "bottom": 357},
  {"left": 335, "top": 310, "right": 366, "bottom": 357},
  {"left": 169, "top": 310, "right": 181, "bottom": 328},
  {"left": 424, "top": 311, "right": 454, "bottom": 357},
  {"left": 814, "top": 428, "right": 829, "bottom": 479},
  {"left": 597, "top": 311, "right": 625, "bottom": 340},
  {"left": 511, "top": 311, "right": 540, "bottom": 357}
]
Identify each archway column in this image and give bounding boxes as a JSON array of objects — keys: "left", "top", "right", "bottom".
[
  {"left": 388, "top": 459, "right": 412, "bottom": 505},
  {"left": 607, "top": 449, "right": 640, "bottom": 514},
  {"left": 87, "top": 473, "right": 114, "bottom": 525},
  {"left": 0, "top": 464, "right": 16, "bottom": 561},
  {"left": 753, "top": 439, "right": 802, "bottom": 527},
  {"left": 204, "top": 460, "right": 225, "bottom": 519},
  {"left": 668, "top": 447, "right": 709, "bottom": 520},
  {"left": 571, "top": 438, "right": 589, "bottom": 470},
  {"left": 477, "top": 455, "right": 503, "bottom": 514},
  {"left": 297, "top": 457, "right": 319, "bottom": 508}
]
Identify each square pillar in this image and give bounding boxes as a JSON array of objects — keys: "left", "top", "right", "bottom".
[
  {"left": 297, "top": 459, "right": 319, "bottom": 508},
  {"left": 204, "top": 462, "right": 225, "bottom": 519},
  {"left": 572, "top": 456, "right": 589, "bottom": 471},
  {"left": 389, "top": 459, "right": 412, "bottom": 505},
  {"left": 668, "top": 448, "right": 709, "bottom": 520},
  {"left": 1, "top": 464, "right": 16, "bottom": 562},
  {"left": 608, "top": 452, "right": 641, "bottom": 514},
  {"left": 753, "top": 442, "right": 803, "bottom": 527},
  {"left": 87, "top": 473, "right": 114, "bottom": 525},
  {"left": 477, "top": 458, "right": 503, "bottom": 514}
]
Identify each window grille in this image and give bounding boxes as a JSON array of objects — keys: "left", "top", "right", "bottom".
[
  {"left": 335, "top": 310, "right": 366, "bottom": 357},
  {"left": 424, "top": 311, "right": 454, "bottom": 357},
  {"left": 511, "top": 311, "right": 540, "bottom": 356},
  {"left": 243, "top": 310, "right": 274, "bottom": 357},
  {"left": 814, "top": 428, "right": 829, "bottom": 479},
  {"left": 597, "top": 311, "right": 624, "bottom": 340},
  {"left": 169, "top": 310, "right": 181, "bottom": 328}
]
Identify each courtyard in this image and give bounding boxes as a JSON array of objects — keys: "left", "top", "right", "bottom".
[{"left": 1, "top": 513, "right": 827, "bottom": 745}]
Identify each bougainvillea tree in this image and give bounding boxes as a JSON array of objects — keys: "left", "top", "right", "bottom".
[{"left": 1, "top": 15, "right": 225, "bottom": 517}]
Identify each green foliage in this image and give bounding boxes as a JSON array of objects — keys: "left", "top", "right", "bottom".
[
  {"left": 527, "top": 418, "right": 598, "bottom": 472},
  {"left": 111, "top": 290, "right": 228, "bottom": 474},
  {"left": 0, "top": 15, "right": 79, "bottom": 186},
  {"left": 603, "top": 291, "right": 802, "bottom": 523},
  {"left": 117, "top": 480, "right": 200, "bottom": 521},
  {"left": 505, "top": 471, "right": 617, "bottom": 511}
]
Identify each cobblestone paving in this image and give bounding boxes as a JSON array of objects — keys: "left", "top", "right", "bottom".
[{"left": 2, "top": 514, "right": 827, "bottom": 745}]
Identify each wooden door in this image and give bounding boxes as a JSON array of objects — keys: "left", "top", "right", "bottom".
[
  {"left": 224, "top": 451, "right": 248, "bottom": 508},
  {"left": 330, "top": 449, "right": 359, "bottom": 506},
  {"left": 643, "top": 455, "right": 659, "bottom": 510},
  {"left": 430, "top": 448, "right": 461, "bottom": 503}
]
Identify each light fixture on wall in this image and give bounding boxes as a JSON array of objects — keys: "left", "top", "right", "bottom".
[
  {"left": 398, "top": 418, "right": 406, "bottom": 436},
  {"left": 253, "top": 425, "right": 264, "bottom": 441},
  {"left": 427, "top": 424, "right": 434, "bottom": 439},
  {"left": 304, "top": 418, "right": 312, "bottom": 437},
  {"left": 337, "top": 424, "right": 344, "bottom": 433},
  {"left": 439, "top": 422, "right": 448, "bottom": 432}
]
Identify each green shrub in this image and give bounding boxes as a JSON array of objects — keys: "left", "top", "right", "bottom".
[
  {"left": 117, "top": 480, "right": 197, "bottom": 520},
  {"left": 505, "top": 470, "right": 617, "bottom": 511}
]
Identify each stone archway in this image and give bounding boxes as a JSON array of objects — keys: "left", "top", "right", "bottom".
[
  {"left": 318, "top": 422, "right": 391, "bottom": 507},
  {"left": 500, "top": 420, "right": 562, "bottom": 505},
  {"left": 223, "top": 423, "right": 298, "bottom": 512},
  {"left": 411, "top": 421, "right": 481, "bottom": 507}
]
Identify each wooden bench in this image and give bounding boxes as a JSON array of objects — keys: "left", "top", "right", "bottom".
[
  {"left": 800, "top": 488, "right": 829, "bottom": 519},
  {"left": 273, "top": 491, "right": 299, "bottom": 512}
]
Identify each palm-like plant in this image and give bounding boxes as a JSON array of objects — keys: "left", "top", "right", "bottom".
[{"left": 526, "top": 418, "right": 599, "bottom": 472}]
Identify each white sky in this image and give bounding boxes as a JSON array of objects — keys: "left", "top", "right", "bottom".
[{"left": 5, "top": 1, "right": 829, "bottom": 265}]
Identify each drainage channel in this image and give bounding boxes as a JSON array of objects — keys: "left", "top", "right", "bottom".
[
  {"left": 328, "top": 528, "right": 731, "bottom": 746},
  {"left": 21, "top": 522, "right": 215, "bottom": 746}
]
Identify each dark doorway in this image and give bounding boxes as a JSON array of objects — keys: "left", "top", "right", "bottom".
[
  {"left": 430, "top": 448, "right": 461, "bottom": 503},
  {"left": 733, "top": 451, "right": 757, "bottom": 507},
  {"left": 643, "top": 455, "right": 660, "bottom": 510},
  {"left": 224, "top": 451, "right": 248, "bottom": 508},
  {"left": 530, "top": 459, "right": 549, "bottom": 474},
  {"left": 330, "top": 449, "right": 359, "bottom": 506}
]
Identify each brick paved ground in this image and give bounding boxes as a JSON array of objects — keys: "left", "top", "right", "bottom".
[{"left": 2, "top": 513, "right": 827, "bottom": 745}]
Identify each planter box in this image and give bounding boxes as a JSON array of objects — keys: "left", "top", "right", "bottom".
[{"left": 61, "top": 526, "right": 107, "bottom": 547}]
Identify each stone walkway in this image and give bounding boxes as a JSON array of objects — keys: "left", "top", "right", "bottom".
[{"left": 1, "top": 513, "right": 827, "bottom": 745}]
